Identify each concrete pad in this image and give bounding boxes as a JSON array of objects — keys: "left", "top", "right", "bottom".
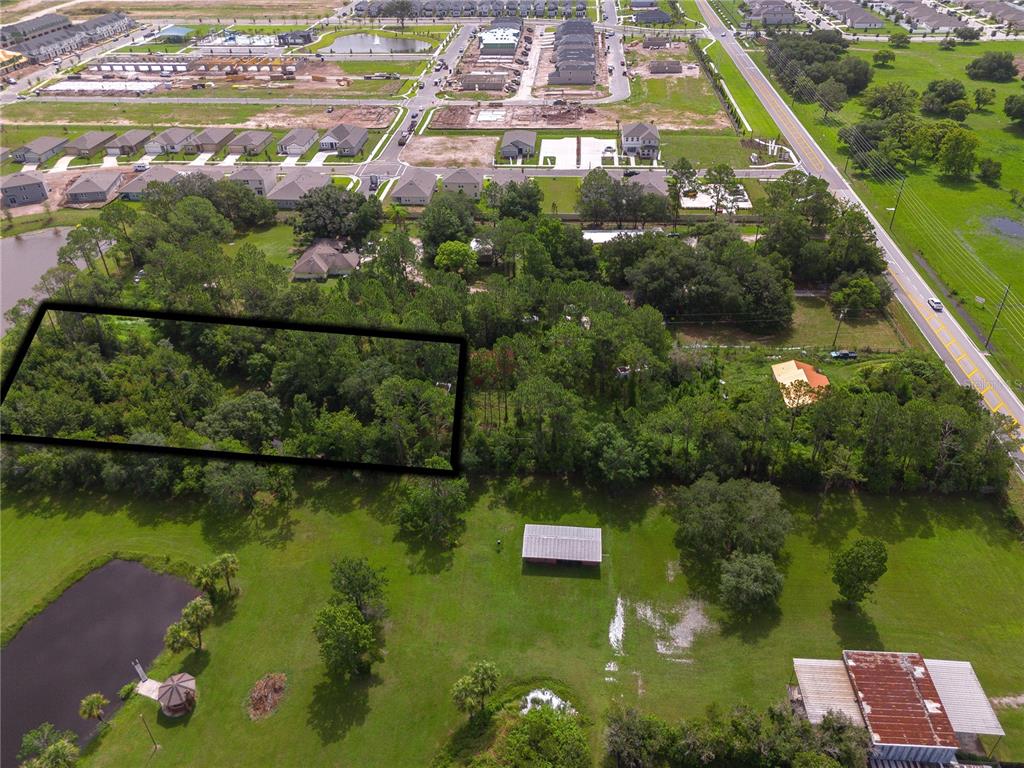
[
  {"left": 218, "top": 153, "right": 241, "bottom": 167},
  {"left": 137, "top": 678, "right": 161, "bottom": 701},
  {"left": 188, "top": 151, "right": 214, "bottom": 166},
  {"left": 280, "top": 155, "right": 300, "bottom": 167},
  {"left": 21, "top": 163, "right": 38, "bottom": 171},
  {"left": 51, "top": 156, "right": 74, "bottom": 172},
  {"left": 101, "top": 156, "right": 119, "bottom": 168},
  {"left": 307, "top": 151, "right": 332, "bottom": 168}
]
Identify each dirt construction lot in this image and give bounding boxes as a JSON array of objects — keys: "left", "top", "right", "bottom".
[
  {"left": 432, "top": 104, "right": 610, "bottom": 130},
  {"left": 401, "top": 135, "right": 497, "bottom": 167}
]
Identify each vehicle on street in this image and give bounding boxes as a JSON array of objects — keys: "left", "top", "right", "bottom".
[
  {"left": 326, "top": 105, "right": 334, "bottom": 113},
  {"left": 830, "top": 350, "right": 858, "bottom": 360},
  {"left": 134, "top": 162, "right": 150, "bottom": 171},
  {"left": 927, "top": 297, "right": 944, "bottom": 312}
]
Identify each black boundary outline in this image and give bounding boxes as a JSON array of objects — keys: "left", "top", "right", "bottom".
[{"left": 1, "top": 301, "right": 467, "bottom": 478}]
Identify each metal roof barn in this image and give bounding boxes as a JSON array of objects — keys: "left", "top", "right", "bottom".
[
  {"left": 922, "top": 659, "right": 1005, "bottom": 737},
  {"left": 792, "top": 658, "right": 865, "bottom": 726},
  {"left": 521, "top": 524, "right": 601, "bottom": 565},
  {"left": 843, "top": 650, "right": 958, "bottom": 762}
]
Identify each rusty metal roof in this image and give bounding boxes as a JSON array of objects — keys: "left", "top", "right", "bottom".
[{"left": 842, "top": 651, "right": 958, "bottom": 748}]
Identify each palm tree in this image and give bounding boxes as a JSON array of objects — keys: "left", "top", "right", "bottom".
[
  {"left": 79, "top": 692, "right": 109, "bottom": 724},
  {"left": 193, "top": 563, "right": 219, "bottom": 601},
  {"left": 35, "top": 738, "right": 79, "bottom": 768},
  {"left": 215, "top": 553, "right": 239, "bottom": 594}
]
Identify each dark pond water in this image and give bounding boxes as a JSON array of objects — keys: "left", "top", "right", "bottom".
[
  {"left": 1, "top": 560, "right": 199, "bottom": 767},
  {"left": 324, "top": 32, "right": 432, "bottom": 53}
]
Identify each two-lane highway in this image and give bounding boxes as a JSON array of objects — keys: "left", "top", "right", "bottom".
[{"left": 694, "top": 0, "right": 1024, "bottom": 448}]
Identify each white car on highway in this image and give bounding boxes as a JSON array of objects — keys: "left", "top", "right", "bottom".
[{"left": 927, "top": 297, "right": 944, "bottom": 312}]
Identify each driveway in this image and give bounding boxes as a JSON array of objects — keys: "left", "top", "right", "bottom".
[
  {"left": 188, "top": 152, "right": 214, "bottom": 166},
  {"left": 218, "top": 153, "right": 240, "bottom": 166}
]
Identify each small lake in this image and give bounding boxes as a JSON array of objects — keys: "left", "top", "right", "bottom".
[
  {"left": 324, "top": 32, "right": 432, "bottom": 54},
  {"left": 1, "top": 560, "right": 199, "bottom": 766},
  {"left": 0, "top": 227, "right": 76, "bottom": 336}
]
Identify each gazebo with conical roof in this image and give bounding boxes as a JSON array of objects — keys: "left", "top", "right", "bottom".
[{"left": 157, "top": 672, "right": 197, "bottom": 717}]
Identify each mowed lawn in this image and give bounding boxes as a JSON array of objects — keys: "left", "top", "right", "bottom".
[
  {"left": 223, "top": 222, "right": 298, "bottom": 267},
  {"left": 2, "top": 479, "right": 1023, "bottom": 765},
  {"left": 674, "top": 296, "right": 909, "bottom": 351},
  {"left": 749, "top": 42, "right": 1024, "bottom": 381},
  {"left": 535, "top": 176, "right": 580, "bottom": 213},
  {"left": 1, "top": 101, "right": 326, "bottom": 128}
]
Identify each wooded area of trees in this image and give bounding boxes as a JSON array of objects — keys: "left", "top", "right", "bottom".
[
  {"left": 1, "top": 314, "right": 458, "bottom": 469},
  {"left": 1, "top": 170, "right": 1015, "bottom": 504}
]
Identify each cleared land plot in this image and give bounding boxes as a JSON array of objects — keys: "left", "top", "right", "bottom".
[
  {"left": 306, "top": 25, "right": 450, "bottom": 53},
  {"left": 749, "top": 42, "right": 1024, "bottom": 385},
  {"left": 221, "top": 223, "right": 296, "bottom": 267},
  {"left": 402, "top": 135, "right": 498, "bottom": 167},
  {"left": 2, "top": 480, "right": 1022, "bottom": 766},
  {"left": 335, "top": 60, "right": 427, "bottom": 77},
  {"left": 674, "top": 296, "right": 908, "bottom": 350},
  {"left": 535, "top": 176, "right": 580, "bottom": 212},
  {"left": 659, "top": 133, "right": 754, "bottom": 167}
]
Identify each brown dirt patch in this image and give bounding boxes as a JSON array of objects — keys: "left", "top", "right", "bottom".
[
  {"left": 431, "top": 103, "right": 725, "bottom": 132},
  {"left": 247, "top": 673, "right": 287, "bottom": 720},
  {"left": 401, "top": 135, "right": 496, "bottom": 167}
]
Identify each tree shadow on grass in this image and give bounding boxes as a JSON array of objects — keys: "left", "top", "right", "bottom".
[
  {"left": 858, "top": 494, "right": 935, "bottom": 544},
  {"left": 802, "top": 492, "right": 860, "bottom": 550},
  {"left": 520, "top": 561, "right": 601, "bottom": 580},
  {"left": 489, "top": 476, "right": 650, "bottom": 530},
  {"left": 436, "top": 711, "right": 501, "bottom": 766},
  {"left": 178, "top": 647, "right": 212, "bottom": 679},
  {"left": 718, "top": 601, "right": 783, "bottom": 645},
  {"left": 306, "top": 672, "right": 380, "bottom": 746},
  {"left": 395, "top": 532, "right": 457, "bottom": 574},
  {"left": 830, "top": 600, "right": 883, "bottom": 651}
]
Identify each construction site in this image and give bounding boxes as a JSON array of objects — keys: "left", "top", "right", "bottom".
[
  {"left": 72, "top": 54, "right": 406, "bottom": 98},
  {"left": 453, "top": 20, "right": 534, "bottom": 95},
  {"left": 431, "top": 103, "right": 607, "bottom": 130}
]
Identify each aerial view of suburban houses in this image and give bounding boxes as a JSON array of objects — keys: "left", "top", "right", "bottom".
[{"left": 0, "top": 0, "right": 1022, "bottom": 765}]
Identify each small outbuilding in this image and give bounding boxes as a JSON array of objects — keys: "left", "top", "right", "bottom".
[
  {"left": 157, "top": 672, "right": 197, "bottom": 717},
  {"left": 522, "top": 524, "right": 602, "bottom": 566}
]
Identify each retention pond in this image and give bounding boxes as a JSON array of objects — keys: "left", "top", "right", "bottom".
[
  {"left": 1, "top": 560, "right": 199, "bottom": 766},
  {"left": 324, "top": 33, "right": 433, "bottom": 54}
]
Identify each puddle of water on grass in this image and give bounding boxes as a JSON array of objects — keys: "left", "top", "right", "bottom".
[
  {"left": 634, "top": 600, "right": 715, "bottom": 659},
  {"left": 608, "top": 595, "right": 625, "bottom": 655},
  {"left": 984, "top": 216, "right": 1024, "bottom": 240},
  {"left": 521, "top": 689, "right": 577, "bottom": 715}
]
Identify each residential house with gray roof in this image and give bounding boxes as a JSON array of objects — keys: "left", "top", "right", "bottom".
[{"left": 1, "top": 172, "right": 48, "bottom": 207}]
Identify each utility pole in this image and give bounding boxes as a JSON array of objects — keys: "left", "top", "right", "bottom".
[
  {"left": 888, "top": 177, "right": 905, "bottom": 229},
  {"left": 832, "top": 309, "right": 846, "bottom": 350},
  {"left": 140, "top": 713, "right": 159, "bottom": 752},
  {"left": 985, "top": 285, "right": 1010, "bottom": 350}
]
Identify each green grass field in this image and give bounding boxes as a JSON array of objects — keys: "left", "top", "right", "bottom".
[
  {"left": 0, "top": 208, "right": 95, "bottom": 239},
  {"left": 335, "top": 59, "right": 427, "bottom": 77},
  {"left": 703, "top": 40, "right": 781, "bottom": 139},
  {"left": 223, "top": 222, "right": 297, "bottom": 267},
  {"left": 748, "top": 41, "right": 1024, "bottom": 387},
  {"left": 673, "top": 296, "right": 910, "bottom": 351},
  {"left": 2, "top": 479, "right": 1022, "bottom": 765},
  {"left": 659, "top": 132, "right": 753, "bottom": 166},
  {"left": 535, "top": 176, "right": 580, "bottom": 213},
  {"left": 1, "top": 101, "right": 327, "bottom": 128}
]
